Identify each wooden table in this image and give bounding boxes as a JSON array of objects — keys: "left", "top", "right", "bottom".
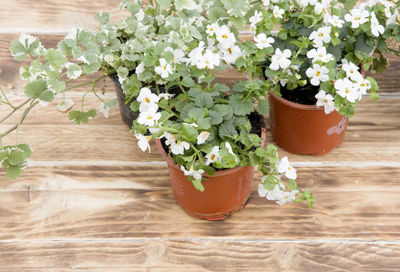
[{"left": 0, "top": 1, "right": 399, "bottom": 271}]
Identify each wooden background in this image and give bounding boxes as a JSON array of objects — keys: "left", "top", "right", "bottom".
[{"left": 0, "top": 1, "right": 400, "bottom": 271}]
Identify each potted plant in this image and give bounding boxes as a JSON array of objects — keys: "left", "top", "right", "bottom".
[
  {"left": 0, "top": 0, "right": 314, "bottom": 219},
  {"left": 234, "top": 0, "right": 400, "bottom": 155}
]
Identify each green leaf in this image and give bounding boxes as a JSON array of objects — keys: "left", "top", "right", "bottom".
[
  {"left": 94, "top": 12, "right": 110, "bottom": 25},
  {"left": 8, "top": 150, "right": 25, "bottom": 165},
  {"left": 213, "top": 104, "right": 233, "bottom": 120},
  {"left": 257, "top": 99, "right": 269, "bottom": 115},
  {"left": 221, "top": 0, "right": 250, "bottom": 17},
  {"left": 69, "top": 109, "right": 97, "bottom": 125},
  {"left": 214, "top": 83, "right": 230, "bottom": 94},
  {"left": 219, "top": 122, "right": 238, "bottom": 138},
  {"left": 181, "top": 76, "right": 195, "bottom": 88},
  {"left": 190, "top": 177, "right": 205, "bottom": 192},
  {"left": 208, "top": 110, "right": 223, "bottom": 125},
  {"left": 203, "top": 165, "right": 215, "bottom": 176},
  {"left": 66, "top": 63, "right": 82, "bottom": 80},
  {"left": 255, "top": 147, "right": 267, "bottom": 157},
  {"left": 188, "top": 108, "right": 206, "bottom": 119},
  {"left": 45, "top": 49, "right": 68, "bottom": 69},
  {"left": 263, "top": 175, "right": 276, "bottom": 191},
  {"left": 9, "top": 39, "right": 27, "bottom": 61},
  {"left": 229, "top": 95, "right": 254, "bottom": 116},
  {"left": 208, "top": 7, "right": 226, "bottom": 23},
  {"left": 156, "top": 0, "right": 171, "bottom": 9},
  {"left": 182, "top": 124, "right": 198, "bottom": 141},
  {"left": 6, "top": 166, "right": 24, "bottom": 180},
  {"left": 234, "top": 56, "right": 247, "bottom": 67},
  {"left": 197, "top": 117, "right": 212, "bottom": 130},
  {"left": 195, "top": 93, "right": 213, "bottom": 109},
  {"left": 24, "top": 80, "right": 47, "bottom": 99}
]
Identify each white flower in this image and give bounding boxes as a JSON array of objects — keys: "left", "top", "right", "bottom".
[
  {"left": 309, "top": 26, "right": 332, "bottom": 47},
  {"left": 171, "top": 140, "right": 190, "bottom": 155},
  {"left": 137, "top": 108, "right": 161, "bottom": 126},
  {"left": 342, "top": 60, "right": 363, "bottom": 82},
  {"left": 135, "top": 133, "right": 151, "bottom": 153},
  {"left": 158, "top": 93, "right": 174, "bottom": 100},
  {"left": 370, "top": 12, "right": 385, "bottom": 37},
  {"left": 216, "top": 25, "right": 236, "bottom": 50},
  {"left": 276, "top": 190, "right": 299, "bottom": 206},
  {"left": 99, "top": 102, "right": 114, "bottom": 118},
  {"left": 197, "top": 131, "right": 210, "bottom": 145},
  {"left": 205, "top": 146, "right": 222, "bottom": 165},
  {"left": 270, "top": 48, "right": 292, "bottom": 71},
  {"left": 136, "top": 9, "right": 145, "bottom": 21},
  {"left": 155, "top": 58, "right": 173, "bottom": 79},
  {"left": 315, "top": 90, "right": 335, "bottom": 114},
  {"left": 206, "top": 23, "right": 219, "bottom": 36},
  {"left": 345, "top": 9, "right": 369, "bottom": 28},
  {"left": 249, "top": 10, "right": 263, "bottom": 25},
  {"left": 249, "top": 24, "right": 257, "bottom": 34},
  {"left": 162, "top": 132, "right": 176, "bottom": 146},
  {"left": 254, "top": 33, "right": 275, "bottom": 50},
  {"left": 276, "top": 157, "right": 297, "bottom": 180},
  {"left": 56, "top": 98, "right": 74, "bottom": 113},
  {"left": 314, "top": 0, "right": 331, "bottom": 23},
  {"left": 334, "top": 78, "right": 359, "bottom": 103},
  {"left": 225, "top": 142, "right": 239, "bottom": 163},
  {"left": 272, "top": 6, "right": 284, "bottom": 19},
  {"left": 307, "top": 47, "right": 334, "bottom": 63},
  {"left": 222, "top": 46, "right": 242, "bottom": 65},
  {"left": 329, "top": 15, "right": 344, "bottom": 28},
  {"left": 198, "top": 49, "right": 221, "bottom": 69},
  {"left": 136, "top": 62, "right": 145, "bottom": 75},
  {"left": 181, "top": 165, "right": 204, "bottom": 181},
  {"left": 164, "top": 47, "right": 186, "bottom": 64},
  {"left": 259, "top": 181, "right": 297, "bottom": 206},
  {"left": 355, "top": 79, "right": 371, "bottom": 97},
  {"left": 306, "top": 64, "right": 329, "bottom": 86},
  {"left": 137, "top": 87, "right": 159, "bottom": 112},
  {"left": 187, "top": 41, "right": 205, "bottom": 67},
  {"left": 387, "top": 9, "right": 398, "bottom": 25}
]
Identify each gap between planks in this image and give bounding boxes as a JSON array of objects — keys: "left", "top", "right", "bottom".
[
  {"left": 25, "top": 160, "right": 400, "bottom": 168},
  {"left": 2, "top": 238, "right": 400, "bottom": 245}
]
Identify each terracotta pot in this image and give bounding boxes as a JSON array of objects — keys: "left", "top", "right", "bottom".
[
  {"left": 269, "top": 91, "right": 348, "bottom": 156},
  {"left": 155, "top": 124, "right": 266, "bottom": 220},
  {"left": 109, "top": 74, "right": 181, "bottom": 127}
]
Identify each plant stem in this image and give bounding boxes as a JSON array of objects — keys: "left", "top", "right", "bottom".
[
  {"left": 0, "top": 99, "right": 39, "bottom": 139},
  {"left": 0, "top": 88, "right": 15, "bottom": 109},
  {"left": 0, "top": 98, "right": 32, "bottom": 124},
  {"left": 176, "top": 80, "right": 187, "bottom": 95},
  {"left": 65, "top": 75, "right": 106, "bottom": 91}
]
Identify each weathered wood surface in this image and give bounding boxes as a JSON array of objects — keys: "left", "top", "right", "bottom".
[
  {"left": 1, "top": 0, "right": 400, "bottom": 270},
  {"left": 0, "top": 0, "right": 128, "bottom": 32},
  {"left": 1, "top": 241, "right": 400, "bottom": 271},
  {"left": 0, "top": 166, "right": 400, "bottom": 240},
  {"left": 1, "top": 96, "right": 399, "bottom": 163}
]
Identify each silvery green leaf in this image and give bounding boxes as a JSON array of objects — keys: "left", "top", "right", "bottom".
[
  {"left": 66, "top": 63, "right": 82, "bottom": 80},
  {"left": 94, "top": 12, "right": 110, "bottom": 25},
  {"left": 45, "top": 49, "right": 68, "bottom": 69}
]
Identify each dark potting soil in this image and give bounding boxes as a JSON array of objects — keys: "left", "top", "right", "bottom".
[{"left": 280, "top": 84, "right": 320, "bottom": 105}]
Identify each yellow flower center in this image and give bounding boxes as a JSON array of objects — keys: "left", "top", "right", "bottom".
[
  {"left": 145, "top": 98, "right": 150, "bottom": 103},
  {"left": 147, "top": 116, "right": 153, "bottom": 120},
  {"left": 318, "top": 33, "right": 324, "bottom": 37},
  {"left": 222, "top": 34, "right": 228, "bottom": 39},
  {"left": 163, "top": 65, "right": 167, "bottom": 70},
  {"left": 316, "top": 71, "right": 321, "bottom": 76},
  {"left": 228, "top": 48, "right": 232, "bottom": 54},
  {"left": 211, "top": 154, "right": 216, "bottom": 160}
]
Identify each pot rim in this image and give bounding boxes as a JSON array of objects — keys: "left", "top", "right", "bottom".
[
  {"left": 155, "top": 127, "right": 265, "bottom": 178},
  {"left": 269, "top": 91, "right": 324, "bottom": 112}
]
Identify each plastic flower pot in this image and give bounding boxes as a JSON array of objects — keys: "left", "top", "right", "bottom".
[
  {"left": 155, "top": 127, "right": 266, "bottom": 221},
  {"left": 269, "top": 91, "right": 348, "bottom": 156},
  {"left": 109, "top": 74, "right": 181, "bottom": 127}
]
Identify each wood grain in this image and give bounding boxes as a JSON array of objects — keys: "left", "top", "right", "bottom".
[
  {"left": 0, "top": 165, "right": 399, "bottom": 241},
  {"left": 1, "top": 240, "right": 399, "bottom": 271},
  {"left": 1, "top": 97, "right": 399, "bottom": 162},
  {"left": 0, "top": 0, "right": 128, "bottom": 32}
]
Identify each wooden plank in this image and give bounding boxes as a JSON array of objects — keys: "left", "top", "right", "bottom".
[
  {"left": 1, "top": 97, "right": 399, "bottom": 162},
  {"left": 0, "top": 0, "right": 128, "bottom": 32},
  {"left": 0, "top": 165, "right": 399, "bottom": 240},
  {"left": 1, "top": 240, "right": 400, "bottom": 271}
]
